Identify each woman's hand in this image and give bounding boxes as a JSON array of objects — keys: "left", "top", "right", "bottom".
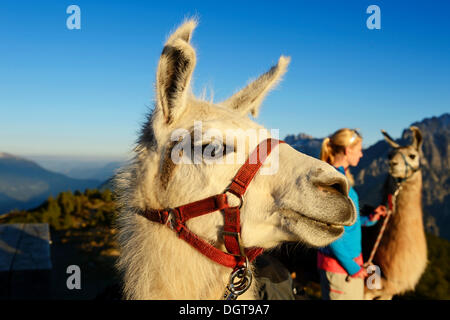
[
  {"left": 346, "top": 268, "right": 368, "bottom": 281},
  {"left": 353, "top": 267, "right": 368, "bottom": 278},
  {"left": 372, "top": 205, "right": 387, "bottom": 220}
]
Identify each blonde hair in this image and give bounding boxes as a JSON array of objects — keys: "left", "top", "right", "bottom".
[{"left": 320, "top": 128, "right": 362, "bottom": 186}]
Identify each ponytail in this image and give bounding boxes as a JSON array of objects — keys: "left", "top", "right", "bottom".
[{"left": 320, "top": 137, "right": 334, "bottom": 164}]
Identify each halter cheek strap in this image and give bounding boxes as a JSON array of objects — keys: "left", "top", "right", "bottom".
[
  {"left": 398, "top": 152, "right": 420, "bottom": 183},
  {"left": 137, "top": 138, "right": 285, "bottom": 269}
]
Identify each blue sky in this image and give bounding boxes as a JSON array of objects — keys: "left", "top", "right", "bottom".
[{"left": 1, "top": 0, "right": 449, "bottom": 159}]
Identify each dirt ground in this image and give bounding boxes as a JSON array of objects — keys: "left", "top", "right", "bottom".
[
  {"left": 4, "top": 226, "right": 319, "bottom": 300},
  {"left": 48, "top": 227, "right": 121, "bottom": 300}
]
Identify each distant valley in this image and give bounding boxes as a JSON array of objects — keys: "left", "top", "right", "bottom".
[
  {"left": 0, "top": 153, "right": 105, "bottom": 214},
  {"left": 25, "top": 156, "right": 124, "bottom": 181}
]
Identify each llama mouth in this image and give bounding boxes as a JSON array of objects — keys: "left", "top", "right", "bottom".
[
  {"left": 297, "top": 213, "right": 344, "bottom": 234},
  {"left": 281, "top": 209, "right": 345, "bottom": 235},
  {"left": 388, "top": 169, "right": 405, "bottom": 178}
]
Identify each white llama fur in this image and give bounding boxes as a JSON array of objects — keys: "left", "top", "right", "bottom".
[{"left": 114, "top": 19, "right": 357, "bottom": 300}]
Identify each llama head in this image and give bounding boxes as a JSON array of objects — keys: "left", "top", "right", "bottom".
[
  {"left": 381, "top": 126, "right": 423, "bottom": 179},
  {"left": 135, "top": 19, "right": 356, "bottom": 250}
]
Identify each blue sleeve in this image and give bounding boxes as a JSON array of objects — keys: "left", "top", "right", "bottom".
[
  {"left": 361, "top": 215, "right": 377, "bottom": 227},
  {"left": 328, "top": 236, "right": 361, "bottom": 276}
]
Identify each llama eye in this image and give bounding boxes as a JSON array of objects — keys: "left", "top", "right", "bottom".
[
  {"left": 201, "top": 143, "right": 233, "bottom": 159},
  {"left": 206, "top": 143, "right": 222, "bottom": 157},
  {"left": 409, "top": 154, "right": 416, "bottom": 160}
]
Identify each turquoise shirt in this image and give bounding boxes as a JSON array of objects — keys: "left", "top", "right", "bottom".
[{"left": 319, "top": 166, "right": 377, "bottom": 275}]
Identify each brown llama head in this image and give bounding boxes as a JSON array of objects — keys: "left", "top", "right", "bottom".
[{"left": 381, "top": 126, "right": 423, "bottom": 180}]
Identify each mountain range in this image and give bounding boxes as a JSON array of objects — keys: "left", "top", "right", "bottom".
[
  {"left": 0, "top": 152, "right": 101, "bottom": 214},
  {"left": 285, "top": 113, "right": 450, "bottom": 240}
]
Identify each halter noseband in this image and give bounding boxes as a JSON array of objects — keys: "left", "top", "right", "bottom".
[
  {"left": 396, "top": 151, "right": 421, "bottom": 183},
  {"left": 387, "top": 150, "right": 421, "bottom": 211},
  {"left": 136, "top": 138, "right": 284, "bottom": 283}
]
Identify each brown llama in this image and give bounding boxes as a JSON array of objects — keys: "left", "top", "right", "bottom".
[
  {"left": 114, "top": 19, "right": 357, "bottom": 300},
  {"left": 364, "top": 126, "right": 428, "bottom": 300}
]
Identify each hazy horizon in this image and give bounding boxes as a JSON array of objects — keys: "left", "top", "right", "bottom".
[{"left": 3, "top": 110, "right": 448, "bottom": 162}]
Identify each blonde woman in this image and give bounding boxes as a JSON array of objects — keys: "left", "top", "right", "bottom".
[{"left": 317, "top": 129, "right": 386, "bottom": 300}]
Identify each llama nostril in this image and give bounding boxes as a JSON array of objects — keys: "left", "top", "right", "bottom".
[
  {"left": 330, "top": 183, "right": 343, "bottom": 194},
  {"left": 316, "top": 179, "right": 348, "bottom": 197},
  {"left": 391, "top": 161, "right": 398, "bottom": 166},
  {"left": 337, "top": 180, "right": 348, "bottom": 196}
]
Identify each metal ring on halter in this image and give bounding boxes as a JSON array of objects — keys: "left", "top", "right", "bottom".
[
  {"left": 228, "top": 261, "right": 252, "bottom": 296},
  {"left": 224, "top": 189, "right": 244, "bottom": 209},
  {"left": 165, "top": 208, "right": 178, "bottom": 230}
]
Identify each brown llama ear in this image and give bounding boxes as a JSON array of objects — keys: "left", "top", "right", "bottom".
[
  {"left": 410, "top": 126, "right": 423, "bottom": 151},
  {"left": 221, "top": 56, "right": 290, "bottom": 117},
  {"left": 156, "top": 19, "right": 197, "bottom": 125},
  {"left": 381, "top": 129, "right": 400, "bottom": 148}
]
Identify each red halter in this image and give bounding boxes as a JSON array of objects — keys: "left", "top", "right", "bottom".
[{"left": 137, "top": 138, "right": 285, "bottom": 270}]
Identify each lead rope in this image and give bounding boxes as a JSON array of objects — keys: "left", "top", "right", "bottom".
[{"left": 364, "top": 182, "right": 403, "bottom": 268}]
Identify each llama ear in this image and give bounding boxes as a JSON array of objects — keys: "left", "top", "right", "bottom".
[
  {"left": 410, "top": 126, "right": 423, "bottom": 150},
  {"left": 221, "top": 56, "right": 290, "bottom": 117},
  {"left": 156, "top": 19, "right": 197, "bottom": 125},
  {"left": 381, "top": 129, "right": 400, "bottom": 148}
]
